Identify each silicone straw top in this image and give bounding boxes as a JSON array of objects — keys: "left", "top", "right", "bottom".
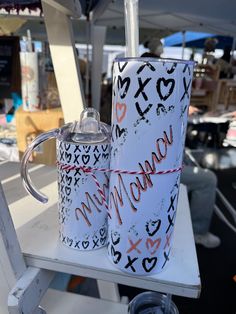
[{"left": 71, "top": 108, "right": 110, "bottom": 144}]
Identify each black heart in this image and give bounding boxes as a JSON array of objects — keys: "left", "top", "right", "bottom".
[
  {"left": 156, "top": 78, "right": 175, "bottom": 101},
  {"left": 117, "top": 75, "right": 130, "bottom": 99},
  {"left": 111, "top": 245, "right": 122, "bottom": 264},
  {"left": 66, "top": 175, "right": 72, "bottom": 186},
  {"left": 115, "top": 125, "right": 126, "bottom": 138},
  {"left": 118, "top": 62, "right": 128, "bottom": 72},
  {"left": 65, "top": 186, "right": 71, "bottom": 196},
  {"left": 100, "top": 228, "right": 106, "bottom": 237},
  {"left": 82, "top": 241, "right": 89, "bottom": 249},
  {"left": 102, "top": 153, "right": 109, "bottom": 160},
  {"left": 83, "top": 146, "right": 91, "bottom": 153},
  {"left": 100, "top": 237, "right": 107, "bottom": 245},
  {"left": 101, "top": 145, "right": 108, "bottom": 152},
  {"left": 66, "top": 197, "right": 72, "bottom": 205},
  {"left": 82, "top": 154, "right": 90, "bottom": 165},
  {"left": 142, "top": 257, "right": 158, "bottom": 273},
  {"left": 145, "top": 219, "right": 161, "bottom": 237},
  {"left": 67, "top": 237, "right": 73, "bottom": 247},
  {"left": 64, "top": 143, "right": 71, "bottom": 151},
  {"left": 65, "top": 152, "right": 72, "bottom": 163},
  {"left": 111, "top": 231, "right": 120, "bottom": 245}
]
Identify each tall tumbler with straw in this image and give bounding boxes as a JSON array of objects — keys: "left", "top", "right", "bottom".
[{"left": 107, "top": 0, "right": 195, "bottom": 276}]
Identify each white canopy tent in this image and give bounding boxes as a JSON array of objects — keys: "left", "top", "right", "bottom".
[
  {"left": 94, "top": 0, "right": 236, "bottom": 37},
  {"left": 90, "top": 0, "right": 236, "bottom": 111},
  {"left": 1, "top": 0, "right": 236, "bottom": 117},
  {"left": 2, "top": 0, "right": 236, "bottom": 42}
]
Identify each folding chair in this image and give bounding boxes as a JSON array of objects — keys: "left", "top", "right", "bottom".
[{"left": 185, "top": 149, "right": 236, "bottom": 234}]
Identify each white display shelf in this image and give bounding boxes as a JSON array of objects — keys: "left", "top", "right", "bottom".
[{"left": 15, "top": 180, "right": 200, "bottom": 298}]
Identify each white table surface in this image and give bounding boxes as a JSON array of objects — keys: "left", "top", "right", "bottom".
[{"left": 1, "top": 161, "right": 201, "bottom": 299}]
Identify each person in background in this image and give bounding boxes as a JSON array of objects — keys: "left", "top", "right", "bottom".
[
  {"left": 141, "top": 38, "right": 163, "bottom": 58},
  {"left": 216, "top": 45, "right": 235, "bottom": 78},
  {"left": 181, "top": 105, "right": 221, "bottom": 248},
  {"left": 202, "top": 37, "right": 218, "bottom": 65},
  {"left": 140, "top": 46, "right": 221, "bottom": 248}
]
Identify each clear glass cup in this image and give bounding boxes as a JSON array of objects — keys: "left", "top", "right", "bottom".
[{"left": 128, "top": 291, "right": 179, "bottom": 314}]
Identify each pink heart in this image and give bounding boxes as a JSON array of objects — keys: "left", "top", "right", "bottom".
[{"left": 116, "top": 103, "right": 127, "bottom": 123}]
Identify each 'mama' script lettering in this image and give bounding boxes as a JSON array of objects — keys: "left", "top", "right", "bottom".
[
  {"left": 110, "top": 125, "right": 173, "bottom": 224},
  {"left": 75, "top": 173, "right": 109, "bottom": 226}
]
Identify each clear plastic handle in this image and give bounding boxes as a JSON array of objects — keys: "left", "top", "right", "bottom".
[{"left": 20, "top": 128, "right": 60, "bottom": 203}]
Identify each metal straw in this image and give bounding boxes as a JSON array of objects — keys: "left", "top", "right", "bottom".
[{"left": 124, "top": 0, "right": 139, "bottom": 57}]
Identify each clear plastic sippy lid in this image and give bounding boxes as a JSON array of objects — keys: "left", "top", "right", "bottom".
[{"left": 70, "top": 108, "right": 110, "bottom": 144}]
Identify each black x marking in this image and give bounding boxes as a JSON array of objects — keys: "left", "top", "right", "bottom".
[
  {"left": 92, "top": 238, "right": 99, "bottom": 249},
  {"left": 166, "top": 211, "right": 176, "bottom": 234},
  {"left": 59, "top": 150, "right": 64, "bottom": 161},
  {"left": 73, "top": 154, "right": 80, "bottom": 164},
  {"left": 74, "top": 241, "right": 80, "bottom": 249},
  {"left": 61, "top": 195, "right": 65, "bottom": 205},
  {"left": 137, "top": 62, "right": 155, "bottom": 74},
  {"left": 135, "top": 102, "right": 153, "bottom": 124},
  {"left": 74, "top": 177, "right": 80, "bottom": 187},
  {"left": 74, "top": 146, "right": 81, "bottom": 153},
  {"left": 60, "top": 174, "right": 65, "bottom": 184},
  {"left": 134, "top": 77, "right": 152, "bottom": 101},
  {"left": 167, "top": 194, "right": 177, "bottom": 212},
  {"left": 180, "top": 77, "right": 191, "bottom": 101},
  {"left": 183, "top": 63, "right": 191, "bottom": 75},
  {"left": 162, "top": 249, "right": 171, "bottom": 269},
  {"left": 93, "top": 146, "right": 99, "bottom": 153},
  {"left": 124, "top": 255, "right": 138, "bottom": 273},
  {"left": 62, "top": 235, "right": 66, "bottom": 244},
  {"left": 59, "top": 141, "right": 63, "bottom": 148},
  {"left": 61, "top": 206, "right": 65, "bottom": 215},
  {"left": 93, "top": 153, "right": 101, "bottom": 165},
  {"left": 75, "top": 168, "right": 81, "bottom": 176}
]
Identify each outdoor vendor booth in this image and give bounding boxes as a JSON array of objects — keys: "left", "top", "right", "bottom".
[{"left": 0, "top": 1, "right": 236, "bottom": 314}]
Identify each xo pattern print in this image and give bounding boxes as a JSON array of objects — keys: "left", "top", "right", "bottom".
[
  {"left": 57, "top": 141, "right": 110, "bottom": 251},
  {"left": 108, "top": 59, "right": 194, "bottom": 274}
]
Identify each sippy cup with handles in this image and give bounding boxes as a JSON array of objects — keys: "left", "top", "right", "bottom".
[{"left": 21, "top": 108, "right": 111, "bottom": 250}]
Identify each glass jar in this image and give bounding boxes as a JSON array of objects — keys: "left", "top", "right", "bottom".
[{"left": 128, "top": 291, "right": 179, "bottom": 314}]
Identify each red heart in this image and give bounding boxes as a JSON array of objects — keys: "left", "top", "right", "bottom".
[
  {"left": 146, "top": 238, "right": 161, "bottom": 255},
  {"left": 116, "top": 103, "right": 127, "bottom": 123}
]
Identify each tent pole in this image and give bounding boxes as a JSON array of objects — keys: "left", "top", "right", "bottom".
[
  {"left": 230, "top": 36, "right": 236, "bottom": 66},
  {"left": 85, "top": 17, "right": 91, "bottom": 106},
  {"left": 182, "top": 30, "right": 186, "bottom": 59},
  {"left": 91, "top": 24, "right": 107, "bottom": 112}
]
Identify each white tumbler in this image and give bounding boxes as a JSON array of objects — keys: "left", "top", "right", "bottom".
[
  {"left": 20, "top": 51, "right": 41, "bottom": 111},
  {"left": 108, "top": 57, "right": 195, "bottom": 275}
]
